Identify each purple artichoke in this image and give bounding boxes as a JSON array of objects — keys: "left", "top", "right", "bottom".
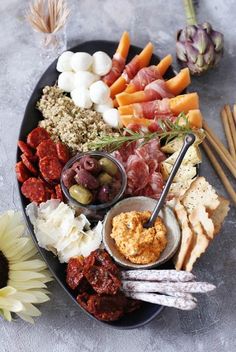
[{"left": 176, "top": 0, "right": 224, "bottom": 75}]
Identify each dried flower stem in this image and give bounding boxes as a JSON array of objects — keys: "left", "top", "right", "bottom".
[{"left": 27, "top": 0, "right": 70, "bottom": 34}]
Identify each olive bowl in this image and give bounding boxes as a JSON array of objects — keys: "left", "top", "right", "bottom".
[
  {"left": 103, "top": 196, "right": 181, "bottom": 269},
  {"left": 60, "top": 151, "right": 127, "bottom": 220}
]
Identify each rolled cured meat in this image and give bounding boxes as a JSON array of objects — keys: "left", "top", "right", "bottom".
[
  {"left": 102, "top": 32, "right": 130, "bottom": 86},
  {"left": 118, "top": 93, "right": 199, "bottom": 118}
]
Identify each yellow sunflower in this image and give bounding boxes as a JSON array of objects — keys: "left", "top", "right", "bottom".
[{"left": 0, "top": 210, "right": 52, "bottom": 323}]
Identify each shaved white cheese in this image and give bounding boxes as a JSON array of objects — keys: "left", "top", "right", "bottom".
[
  {"left": 90, "top": 80, "right": 110, "bottom": 104},
  {"left": 71, "top": 87, "right": 93, "bottom": 109},
  {"left": 103, "top": 108, "right": 122, "bottom": 129},
  {"left": 56, "top": 51, "right": 74, "bottom": 72},
  {"left": 74, "top": 71, "right": 100, "bottom": 89},
  {"left": 92, "top": 51, "right": 112, "bottom": 75},
  {"left": 70, "top": 52, "right": 93, "bottom": 72},
  {"left": 26, "top": 200, "right": 102, "bottom": 263},
  {"left": 94, "top": 98, "right": 113, "bottom": 113},
  {"left": 58, "top": 71, "right": 75, "bottom": 92}
]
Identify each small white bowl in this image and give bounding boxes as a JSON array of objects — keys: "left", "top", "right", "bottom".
[{"left": 103, "top": 196, "right": 181, "bottom": 269}]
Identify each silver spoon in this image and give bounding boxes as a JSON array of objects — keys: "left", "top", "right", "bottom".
[{"left": 144, "top": 133, "right": 196, "bottom": 228}]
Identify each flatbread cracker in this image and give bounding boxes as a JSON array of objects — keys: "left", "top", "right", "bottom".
[
  {"left": 211, "top": 196, "right": 230, "bottom": 236},
  {"left": 174, "top": 200, "right": 195, "bottom": 270},
  {"left": 182, "top": 177, "right": 220, "bottom": 214},
  {"left": 184, "top": 218, "right": 209, "bottom": 272},
  {"left": 189, "top": 205, "right": 214, "bottom": 240}
]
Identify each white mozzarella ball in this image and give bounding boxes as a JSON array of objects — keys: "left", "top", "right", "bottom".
[
  {"left": 56, "top": 51, "right": 74, "bottom": 72},
  {"left": 58, "top": 72, "right": 75, "bottom": 93},
  {"left": 70, "top": 52, "right": 93, "bottom": 72},
  {"left": 71, "top": 88, "right": 93, "bottom": 109},
  {"left": 102, "top": 108, "right": 122, "bottom": 129},
  {"left": 89, "top": 80, "right": 110, "bottom": 104},
  {"left": 74, "top": 71, "right": 99, "bottom": 89},
  {"left": 92, "top": 51, "right": 112, "bottom": 75},
  {"left": 94, "top": 98, "right": 113, "bottom": 113}
]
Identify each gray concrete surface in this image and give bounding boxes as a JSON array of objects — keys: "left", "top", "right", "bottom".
[{"left": 0, "top": 0, "right": 235, "bottom": 351}]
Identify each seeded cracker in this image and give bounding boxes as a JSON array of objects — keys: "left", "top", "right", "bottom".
[{"left": 37, "top": 86, "right": 119, "bottom": 154}]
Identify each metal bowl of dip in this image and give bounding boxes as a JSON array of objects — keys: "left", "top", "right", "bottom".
[{"left": 103, "top": 196, "right": 181, "bottom": 269}]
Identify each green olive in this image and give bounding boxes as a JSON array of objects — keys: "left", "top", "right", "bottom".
[
  {"left": 98, "top": 157, "right": 118, "bottom": 176},
  {"left": 69, "top": 184, "right": 93, "bottom": 205},
  {"left": 98, "top": 172, "right": 113, "bottom": 185}
]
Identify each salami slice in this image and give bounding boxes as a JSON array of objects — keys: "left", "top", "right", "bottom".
[
  {"left": 15, "top": 161, "right": 30, "bottom": 183},
  {"left": 21, "top": 177, "right": 46, "bottom": 203},
  {"left": 39, "top": 156, "right": 62, "bottom": 181},
  {"left": 18, "top": 141, "right": 33, "bottom": 157},
  {"left": 21, "top": 154, "right": 38, "bottom": 175},
  {"left": 56, "top": 142, "right": 70, "bottom": 164},
  {"left": 27, "top": 127, "right": 50, "bottom": 148},
  {"left": 55, "top": 184, "right": 63, "bottom": 200},
  {"left": 126, "top": 155, "right": 149, "bottom": 193},
  {"left": 36, "top": 139, "right": 57, "bottom": 159}
]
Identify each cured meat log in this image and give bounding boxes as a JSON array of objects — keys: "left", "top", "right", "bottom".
[
  {"left": 125, "top": 292, "right": 197, "bottom": 310},
  {"left": 121, "top": 269, "right": 196, "bottom": 282},
  {"left": 122, "top": 280, "right": 216, "bottom": 293}
]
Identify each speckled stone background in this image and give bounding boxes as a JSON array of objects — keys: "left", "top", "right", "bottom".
[{"left": 0, "top": 0, "right": 235, "bottom": 351}]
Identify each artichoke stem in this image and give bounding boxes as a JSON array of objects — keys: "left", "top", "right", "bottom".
[{"left": 183, "top": 0, "right": 197, "bottom": 25}]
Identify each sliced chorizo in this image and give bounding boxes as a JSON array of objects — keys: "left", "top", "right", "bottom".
[
  {"left": 36, "top": 139, "right": 57, "bottom": 159},
  {"left": 27, "top": 127, "right": 50, "bottom": 149},
  {"left": 21, "top": 154, "right": 38, "bottom": 175},
  {"left": 55, "top": 184, "right": 63, "bottom": 200},
  {"left": 15, "top": 161, "right": 30, "bottom": 183},
  {"left": 18, "top": 141, "right": 33, "bottom": 158},
  {"left": 21, "top": 177, "right": 46, "bottom": 203},
  {"left": 39, "top": 156, "right": 62, "bottom": 181},
  {"left": 56, "top": 142, "right": 70, "bottom": 164}
]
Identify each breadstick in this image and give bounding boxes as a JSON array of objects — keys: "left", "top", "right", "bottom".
[
  {"left": 121, "top": 270, "right": 195, "bottom": 282},
  {"left": 124, "top": 292, "right": 197, "bottom": 310},
  {"left": 202, "top": 141, "right": 236, "bottom": 205},
  {"left": 221, "top": 107, "right": 236, "bottom": 159},
  {"left": 224, "top": 104, "right": 236, "bottom": 157},
  {"left": 121, "top": 280, "right": 216, "bottom": 293}
]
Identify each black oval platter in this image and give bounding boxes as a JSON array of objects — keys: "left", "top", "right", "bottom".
[{"left": 16, "top": 40, "right": 177, "bottom": 329}]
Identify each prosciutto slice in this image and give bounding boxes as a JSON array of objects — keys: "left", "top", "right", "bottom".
[
  {"left": 102, "top": 53, "right": 126, "bottom": 86},
  {"left": 144, "top": 80, "right": 174, "bottom": 99},
  {"left": 114, "top": 139, "right": 166, "bottom": 199},
  {"left": 132, "top": 98, "right": 171, "bottom": 119},
  {"left": 130, "top": 66, "right": 162, "bottom": 91},
  {"left": 122, "top": 56, "right": 140, "bottom": 83}
]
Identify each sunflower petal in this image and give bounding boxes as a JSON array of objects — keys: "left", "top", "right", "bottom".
[
  {"left": 10, "top": 260, "right": 47, "bottom": 271},
  {"left": 0, "top": 286, "right": 17, "bottom": 297},
  {"left": 0, "top": 297, "right": 23, "bottom": 312},
  {"left": 2, "top": 309, "right": 12, "bottom": 321},
  {"left": 8, "top": 280, "right": 47, "bottom": 290},
  {"left": 22, "top": 303, "right": 42, "bottom": 317},
  {"left": 16, "top": 312, "right": 35, "bottom": 324},
  {"left": 9, "top": 271, "right": 47, "bottom": 282}
]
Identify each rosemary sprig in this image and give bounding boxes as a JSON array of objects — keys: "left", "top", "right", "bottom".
[{"left": 89, "top": 113, "right": 205, "bottom": 152}]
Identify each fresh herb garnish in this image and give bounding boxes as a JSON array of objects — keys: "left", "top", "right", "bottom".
[{"left": 89, "top": 113, "right": 205, "bottom": 152}]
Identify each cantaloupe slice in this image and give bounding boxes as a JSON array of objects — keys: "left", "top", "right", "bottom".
[
  {"left": 116, "top": 31, "right": 130, "bottom": 58},
  {"left": 169, "top": 93, "right": 199, "bottom": 115},
  {"left": 187, "top": 109, "right": 203, "bottom": 129},
  {"left": 120, "top": 115, "right": 151, "bottom": 127},
  {"left": 165, "top": 68, "right": 191, "bottom": 96}
]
